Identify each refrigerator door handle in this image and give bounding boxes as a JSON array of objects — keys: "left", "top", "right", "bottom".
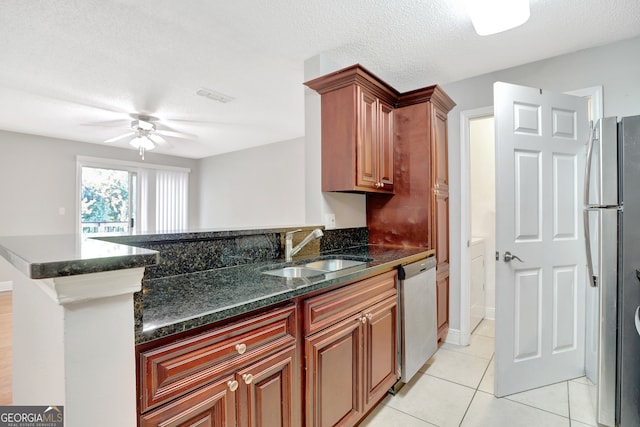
[
  {"left": 584, "top": 210, "right": 597, "bottom": 287},
  {"left": 584, "top": 124, "right": 596, "bottom": 207},
  {"left": 583, "top": 125, "right": 598, "bottom": 288}
]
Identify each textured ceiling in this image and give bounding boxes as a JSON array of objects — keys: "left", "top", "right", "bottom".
[{"left": 1, "top": 0, "right": 639, "bottom": 158}]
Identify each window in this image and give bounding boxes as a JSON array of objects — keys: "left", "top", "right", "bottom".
[
  {"left": 81, "top": 166, "right": 136, "bottom": 234},
  {"left": 78, "top": 157, "right": 189, "bottom": 235}
]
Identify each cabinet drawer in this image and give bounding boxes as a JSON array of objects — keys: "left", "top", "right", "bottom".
[
  {"left": 140, "top": 374, "right": 237, "bottom": 427},
  {"left": 303, "top": 270, "right": 397, "bottom": 336},
  {"left": 140, "top": 304, "right": 297, "bottom": 412}
]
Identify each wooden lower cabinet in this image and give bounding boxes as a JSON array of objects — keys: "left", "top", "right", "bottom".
[
  {"left": 138, "top": 305, "right": 299, "bottom": 427},
  {"left": 304, "top": 272, "right": 398, "bottom": 427},
  {"left": 237, "top": 346, "right": 297, "bottom": 427},
  {"left": 138, "top": 272, "right": 400, "bottom": 427},
  {"left": 140, "top": 375, "right": 237, "bottom": 427},
  {"left": 305, "top": 314, "right": 363, "bottom": 427},
  {"left": 363, "top": 297, "right": 398, "bottom": 410}
]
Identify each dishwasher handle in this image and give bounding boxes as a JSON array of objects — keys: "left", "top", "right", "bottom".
[
  {"left": 399, "top": 257, "right": 437, "bottom": 280},
  {"left": 398, "top": 264, "right": 406, "bottom": 281}
]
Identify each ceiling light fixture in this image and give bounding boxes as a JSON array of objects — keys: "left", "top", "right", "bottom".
[
  {"left": 196, "top": 87, "right": 235, "bottom": 103},
  {"left": 467, "top": 0, "right": 530, "bottom": 36},
  {"left": 129, "top": 130, "right": 155, "bottom": 160}
]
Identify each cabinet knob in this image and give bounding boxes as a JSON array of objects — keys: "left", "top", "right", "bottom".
[
  {"left": 235, "top": 343, "right": 247, "bottom": 355},
  {"left": 359, "top": 316, "right": 367, "bottom": 324},
  {"left": 227, "top": 380, "right": 239, "bottom": 392},
  {"left": 378, "top": 182, "right": 384, "bottom": 188},
  {"left": 365, "top": 313, "right": 373, "bottom": 321},
  {"left": 242, "top": 373, "right": 254, "bottom": 384}
]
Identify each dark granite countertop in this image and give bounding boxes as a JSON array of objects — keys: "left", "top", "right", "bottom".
[
  {"left": 0, "top": 234, "right": 159, "bottom": 279},
  {"left": 138, "top": 245, "right": 433, "bottom": 343}
]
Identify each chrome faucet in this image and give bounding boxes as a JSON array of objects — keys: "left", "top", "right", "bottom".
[{"left": 285, "top": 228, "right": 324, "bottom": 262}]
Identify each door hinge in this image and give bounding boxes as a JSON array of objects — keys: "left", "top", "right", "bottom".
[{"left": 495, "top": 251, "right": 499, "bottom": 261}]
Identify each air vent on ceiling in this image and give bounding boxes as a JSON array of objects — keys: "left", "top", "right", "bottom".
[{"left": 196, "top": 88, "right": 235, "bottom": 103}]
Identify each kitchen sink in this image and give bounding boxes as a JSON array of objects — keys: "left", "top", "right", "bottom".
[
  {"left": 262, "top": 257, "right": 370, "bottom": 278},
  {"left": 303, "top": 259, "right": 367, "bottom": 271},
  {"left": 262, "top": 266, "right": 327, "bottom": 278}
]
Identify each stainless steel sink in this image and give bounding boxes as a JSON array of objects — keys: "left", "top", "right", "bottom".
[
  {"left": 262, "top": 266, "right": 327, "bottom": 278},
  {"left": 262, "top": 257, "right": 370, "bottom": 278},
  {"left": 304, "top": 259, "right": 367, "bottom": 271}
]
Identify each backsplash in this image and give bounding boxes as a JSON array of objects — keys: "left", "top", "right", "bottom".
[
  {"left": 98, "top": 226, "right": 368, "bottom": 280},
  {"left": 321, "top": 227, "right": 369, "bottom": 252}
]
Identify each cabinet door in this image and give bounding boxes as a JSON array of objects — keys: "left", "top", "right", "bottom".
[
  {"left": 140, "top": 375, "right": 237, "bottom": 427},
  {"left": 377, "top": 101, "right": 394, "bottom": 191},
  {"left": 431, "top": 104, "right": 450, "bottom": 342},
  {"left": 357, "top": 88, "right": 379, "bottom": 190},
  {"left": 436, "top": 270, "right": 449, "bottom": 331},
  {"left": 237, "top": 345, "right": 298, "bottom": 427},
  {"left": 305, "top": 315, "right": 363, "bottom": 427},
  {"left": 363, "top": 296, "right": 398, "bottom": 410}
]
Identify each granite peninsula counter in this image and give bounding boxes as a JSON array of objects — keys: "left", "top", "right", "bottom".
[
  {"left": 0, "top": 229, "right": 432, "bottom": 426},
  {"left": 0, "top": 230, "right": 432, "bottom": 344},
  {"left": 138, "top": 244, "right": 432, "bottom": 343},
  {"left": 0, "top": 233, "right": 159, "bottom": 279}
]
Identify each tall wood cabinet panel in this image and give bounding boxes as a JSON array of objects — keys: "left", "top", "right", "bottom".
[
  {"left": 431, "top": 104, "right": 451, "bottom": 341},
  {"left": 305, "top": 65, "right": 397, "bottom": 194},
  {"left": 367, "top": 85, "right": 455, "bottom": 343}
]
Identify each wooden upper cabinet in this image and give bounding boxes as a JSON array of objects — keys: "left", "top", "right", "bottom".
[{"left": 305, "top": 65, "right": 397, "bottom": 194}]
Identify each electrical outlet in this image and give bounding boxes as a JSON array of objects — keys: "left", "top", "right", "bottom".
[{"left": 324, "top": 213, "right": 336, "bottom": 229}]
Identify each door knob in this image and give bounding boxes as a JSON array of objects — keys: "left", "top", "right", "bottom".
[{"left": 503, "top": 251, "right": 524, "bottom": 263}]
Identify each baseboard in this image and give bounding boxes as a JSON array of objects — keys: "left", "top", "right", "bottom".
[
  {"left": 0, "top": 281, "right": 12, "bottom": 292},
  {"left": 485, "top": 307, "right": 495, "bottom": 320},
  {"left": 444, "top": 328, "right": 461, "bottom": 345}
]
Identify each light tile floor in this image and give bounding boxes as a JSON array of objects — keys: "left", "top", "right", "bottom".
[{"left": 360, "top": 319, "right": 597, "bottom": 427}]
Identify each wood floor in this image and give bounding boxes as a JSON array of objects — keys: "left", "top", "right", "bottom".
[{"left": 0, "top": 292, "right": 11, "bottom": 405}]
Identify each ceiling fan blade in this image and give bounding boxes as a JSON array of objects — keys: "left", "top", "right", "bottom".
[
  {"left": 104, "top": 132, "right": 135, "bottom": 143},
  {"left": 82, "top": 119, "right": 131, "bottom": 128},
  {"left": 148, "top": 134, "right": 169, "bottom": 147},
  {"left": 157, "top": 129, "right": 194, "bottom": 139}
]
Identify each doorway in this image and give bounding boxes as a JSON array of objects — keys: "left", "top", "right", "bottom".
[
  {"left": 459, "top": 87, "right": 602, "bottom": 348},
  {"left": 469, "top": 115, "right": 495, "bottom": 333}
]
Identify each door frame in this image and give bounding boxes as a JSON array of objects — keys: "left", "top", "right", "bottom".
[
  {"left": 458, "top": 86, "right": 603, "bottom": 347},
  {"left": 460, "top": 106, "right": 494, "bottom": 346}
]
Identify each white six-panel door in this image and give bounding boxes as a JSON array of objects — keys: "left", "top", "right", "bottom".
[{"left": 494, "top": 82, "right": 588, "bottom": 397}]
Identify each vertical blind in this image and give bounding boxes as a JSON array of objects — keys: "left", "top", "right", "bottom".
[{"left": 155, "top": 170, "right": 189, "bottom": 232}]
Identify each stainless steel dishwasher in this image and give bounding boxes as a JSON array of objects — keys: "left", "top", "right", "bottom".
[{"left": 392, "top": 256, "right": 437, "bottom": 392}]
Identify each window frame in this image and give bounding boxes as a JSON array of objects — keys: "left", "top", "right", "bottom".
[{"left": 76, "top": 156, "right": 190, "bottom": 235}]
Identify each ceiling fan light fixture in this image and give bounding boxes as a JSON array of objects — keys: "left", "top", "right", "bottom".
[
  {"left": 129, "top": 135, "right": 155, "bottom": 151},
  {"left": 467, "top": 0, "right": 530, "bottom": 36},
  {"left": 132, "top": 119, "right": 155, "bottom": 131}
]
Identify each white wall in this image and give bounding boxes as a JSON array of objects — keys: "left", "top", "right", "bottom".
[
  {"left": 470, "top": 116, "right": 495, "bottom": 317},
  {"left": 443, "top": 35, "right": 640, "bottom": 332},
  {"left": 198, "top": 137, "right": 306, "bottom": 228},
  {"left": 0, "top": 130, "right": 199, "bottom": 287},
  {"left": 0, "top": 130, "right": 199, "bottom": 237}
]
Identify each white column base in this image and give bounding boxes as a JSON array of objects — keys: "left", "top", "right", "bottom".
[{"left": 13, "top": 268, "right": 143, "bottom": 427}]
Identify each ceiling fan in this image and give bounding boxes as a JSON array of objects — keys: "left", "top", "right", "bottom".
[{"left": 103, "top": 115, "right": 189, "bottom": 159}]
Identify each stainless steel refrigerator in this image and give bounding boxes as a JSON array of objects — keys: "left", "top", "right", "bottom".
[{"left": 584, "top": 115, "right": 640, "bottom": 427}]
